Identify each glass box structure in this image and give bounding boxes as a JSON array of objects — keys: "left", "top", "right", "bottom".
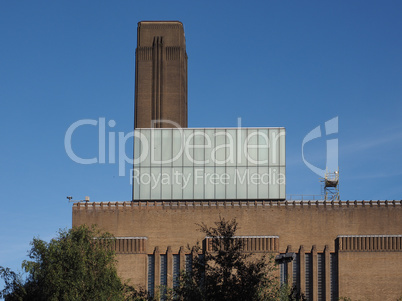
[{"left": 132, "top": 128, "right": 285, "bottom": 200}]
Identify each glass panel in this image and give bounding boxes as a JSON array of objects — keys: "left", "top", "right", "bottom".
[
  {"left": 225, "top": 167, "right": 237, "bottom": 199},
  {"left": 279, "top": 128, "right": 286, "bottom": 166},
  {"left": 330, "top": 253, "right": 338, "bottom": 301},
  {"left": 150, "top": 167, "right": 161, "bottom": 199},
  {"left": 268, "top": 167, "right": 279, "bottom": 199},
  {"left": 214, "top": 129, "right": 226, "bottom": 166},
  {"left": 236, "top": 166, "right": 247, "bottom": 199},
  {"left": 172, "top": 167, "right": 183, "bottom": 200},
  {"left": 247, "top": 166, "right": 258, "bottom": 199},
  {"left": 185, "top": 254, "right": 192, "bottom": 273},
  {"left": 215, "top": 166, "right": 226, "bottom": 199},
  {"left": 147, "top": 255, "right": 155, "bottom": 297},
  {"left": 237, "top": 129, "right": 247, "bottom": 167},
  {"left": 133, "top": 168, "right": 140, "bottom": 200},
  {"left": 161, "top": 167, "right": 172, "bottom": 200},
  {"left": 161, "top": 129, "right": 173, "bottom": 166},
  {"left": 204, "top": 166, "right": 215, "bottom": 199},
  {"left": 151, "top": 129, "right": 162, "bottom": 166},
  {"left": 246, "top": 129, "right": 258, "bottom": 166},
  {"left": 279, "top": 166, "right": 286, "bottom": 199},
  {"left": 305, "top": 253, "right": 312, "bottom": 301},
  {"left": 193, "top": 129, "right": 205, "bottom": 167},
  {"left": 183, "top": 129, "right": 194, "bottom": 167},
  {"left": 226, "top": 129, "right": 237, "bottom": 167},
  {"left": 258, "top": 129, "right": 269, "bottom": 166},
  {"left": 172, "top": 129, "right": 184, "bottom": 167},
  {"left": 280, "top": 259, "right": 287, "bottom": 285},
  {"left": 318, "top": 253, "right": 325, "bottom": 301},
  {"left": 139, "top": 167, "right": 150, "bottom": 200},
  {"left": 142, "top": 130, "right": 151, "bottom": 167},
  {"left": 182, "top": 167, "right": 193, "bottom": 199},
  {"left": 269, "top": 128, "right": 280, "bottom": 167},
  {"left": 204, "top": 129, "right": 215, "bottom": 167},
  {"left": 292, "top": 253, "right": 300, "bottom": 290},
  {"left": 194, "top": 167, "right": 204, "bottom": 199},
  {"left": 258, "top": 165, "right": 269, "bottom": 199},
  {"left": 173, "top": 255, "right": 180, "bottom": 289},
  {"left": 160, "top": 254, "right": 167, "bottom": 300}
]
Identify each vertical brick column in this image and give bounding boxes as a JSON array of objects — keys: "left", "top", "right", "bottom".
[
  {"left": 167, "top": 246, "right": 173, "bottom": 288},
  {"left": 299, "top": 245, "right": 306, "bottom": 295},
  {"left": 324, "top": 245, "right": 331, "bottom": 301},
  {"left": 312, "top": 245, "right": 318, "bottom": 301},
  {"left": 275, "top": 236, "right": 279, "bottom": 252},
  {"left": 143, "top": 238, "right": 147, "bottom": 253}
]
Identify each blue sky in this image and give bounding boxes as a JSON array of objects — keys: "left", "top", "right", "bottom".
[{"left": 1, "top": 0, "right": 402, "bottom": 277}]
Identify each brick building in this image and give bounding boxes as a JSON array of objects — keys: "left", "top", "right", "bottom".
[{"left": 73, "top": 21, "right": 402, "bottom": 301}]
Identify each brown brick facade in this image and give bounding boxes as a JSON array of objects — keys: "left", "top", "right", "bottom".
[
  {"left": 134, "top": 21, "right": 187, "bottom": 128},
  {"left": 73, "top": 200, "right": 402, "bottom": 300}
]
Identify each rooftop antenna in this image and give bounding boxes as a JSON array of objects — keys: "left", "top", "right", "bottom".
[{"left": 320, "top": 169, "right": 340, "bottom": 201}]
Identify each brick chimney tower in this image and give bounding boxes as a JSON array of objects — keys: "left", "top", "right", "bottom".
[{"left": 134, "top": 21, "right": 188, "bottom": 128}]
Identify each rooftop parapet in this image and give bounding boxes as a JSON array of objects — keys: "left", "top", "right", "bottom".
[{"left": 73, "top": 199, "right": 402, "bottom": 210}]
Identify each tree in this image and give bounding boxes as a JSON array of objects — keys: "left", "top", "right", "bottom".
[
  {"left": 0, "top": 266, "right": 27, "bottom": 301},
  {"left": 0, "top": 225, "right": 149, "bottom": 301},
  {"left": 174, "top": 217, "right": 282, "bottom": 301}
]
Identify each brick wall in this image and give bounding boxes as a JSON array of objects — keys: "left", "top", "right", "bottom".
[{"left": 73, "top": 200, "right": 402, "bottom": 300}]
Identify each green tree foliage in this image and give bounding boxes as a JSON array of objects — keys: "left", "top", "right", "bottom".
[
  {"left": 1, "top": 222, "right": 306, "bottom": 301},
  {"left": 0, "top": 225, "right": 149, "bottom": 301},
  {"left": 0, "top": 267, "right": 26, "bottom": 301},
  {"left": 174, "top": 217, "right": 288, "bottom": 301}
]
